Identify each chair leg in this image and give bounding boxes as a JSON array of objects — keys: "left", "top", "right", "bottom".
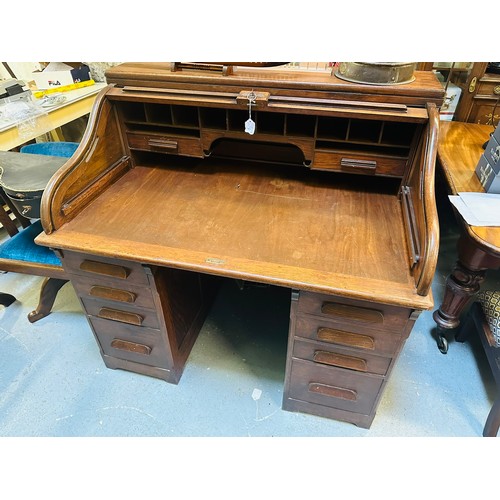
[
  {"left": 0, "top": 293, "right": 16, "bottom": 307},
  {"left": 28, "top": 277, "right": 68, "bottom": 323},
  {"left": 483, "top": 396, "right": 500, "bottom": 437}
]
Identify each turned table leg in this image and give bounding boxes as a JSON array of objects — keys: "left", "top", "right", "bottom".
[
  {"left": 28, "top": 277, "right": 68, "bottom": 323},
  {"left": 433, "top": 261, "right": 486, "bottom": 353},
  {"left": 433, "top": 232, "right": 499, "bottom": 354}
]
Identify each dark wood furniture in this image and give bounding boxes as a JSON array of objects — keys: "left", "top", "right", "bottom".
[
  {"left": 456, "top": 298, "right": 500, "bottom": 437},
  {"left": 432, "top": 121, "right": 500, "bottom": 353},
  {"left": 36, "top": 63, "right": 444, "bottom": 428},
  {"left": 0, "top": 219, "right": 68, "bottom": 322},
  {"left": 418, "top": 62, "right": 500, "bottom": 125}
]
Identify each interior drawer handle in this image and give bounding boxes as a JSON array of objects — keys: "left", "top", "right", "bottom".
[
  {"left": 340, "top": 158, "right": 377, "bottom": 171},
  {"left": 79, "top": 260, "right": 130, "bottom": 279},
  {"left": 110, "top": 338, "right": 151, "bottom": 355},
  {"left": 90, "top": 286, "right": 136, "bottom": 303},
  {"left": 321, "top": 302, "right": 384, "bottom": 324},
  {"left": 313, "top": 350, "right": 368, "bottom": 372},
  {"left": 148, "top": 139, "right": 178, "bottom": 152},
  {"left": 317, "top": 327, "right": 375, "bottom": 350},
  {"left": 308, "top": 383, "right": 357, "bottom": 401},
  {"left": 98, "top": 307, "right": 143, "bottom": 326}
]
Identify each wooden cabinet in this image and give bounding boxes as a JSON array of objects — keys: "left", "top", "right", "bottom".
[
  {"left": 36, "top": 63, "right": 444, "bottom": 428},
  {"left": 419, "top": 62, "right": 500, "bottom": 124}
]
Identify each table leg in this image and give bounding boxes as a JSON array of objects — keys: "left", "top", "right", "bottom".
[
  {"left": 433, "top": 232, "right": 499, "bottom": 353},
  {"left": 28, "top": 277, "right": 68, "bottom": 323}
]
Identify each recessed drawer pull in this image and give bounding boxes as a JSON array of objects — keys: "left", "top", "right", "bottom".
[
  {"left": 321, "top": 302, "right": 384, "bottom": 324},
  {"left": 110, "top": 338, "right": 151, "bottom": 356},
  {"left": 89, "top": 285, "right": 136, "bottom": 303},
  {"left": 340, "top": 158, "right": 377, "bottom": 171},
  {"left": 308, "top": 383, "right": 357, "bottom": 401},
  {"left": 79, "top": 260, "right": 130, "bottom": 279},
  {"left": 148, "top": 139, "right": 178, "bottom": 152},
  {"left": 313, "top": 350, "right": 368, "bottom": 372},
  {"left": 98, "top": 307, "right": 143, "bottom": 326},
  {"left": 317, "top": 327, "right": 375, "bottom": 350}
]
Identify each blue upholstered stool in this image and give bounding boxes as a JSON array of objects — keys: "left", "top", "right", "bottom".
[
  {"left": 0, "top": 141, "right": 76, "bottom": 319},
  {"left": 20, "top": 142, "right": 79, "bottom": 158},
  {"left": 0, "top": 220, "right": 61, "bottom": 266},
  {"left": 0, "top": 220, "right": 67, "bottom": 322}
]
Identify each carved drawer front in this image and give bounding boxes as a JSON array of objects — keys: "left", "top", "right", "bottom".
[
  {"left": 312, "top": 151, "right": 407, "bottom": 177},
  {"left": 294, "top": 315, "right": 403, "bottom": 357},
  {"left": 292, "top": 338, "right": 392, "bottom": 376},
  {"left": 61, "top": 251, "right": 149, "bottom": 286},
  {"left": 81, "top": 297, "right": 160, "bottom": 329},
  {"left": 126, "top": 132, "right": 204, "bottom": 158},
  {"left": 287, "top": 358, "right": 384, "bottom": 415},
  {"left": 69, "top": 274, "right": 156, "bottom": 309},
  {"left": 297, "top": 291, "right": 410, "bottom": 334},
  {"left": 89, "top": 317, "right": 170, "bottom": 368}
]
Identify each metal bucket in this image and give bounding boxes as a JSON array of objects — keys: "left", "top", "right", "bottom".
[{"left": 334, "top": 62, "right": 416, "bottom": 85}]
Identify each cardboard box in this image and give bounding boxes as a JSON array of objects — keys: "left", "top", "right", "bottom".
[
  {"left": 492, "top": 122, "right": 500, "bottom": 144},
  {"left": 484, "top": 134, "right": 500, "bottom": 172},
  {"left": 475, "top": 154, "right": 500, "bottom": 193},
  {"left": 32, "top": 62, "right": 91, "bottom": 90}
]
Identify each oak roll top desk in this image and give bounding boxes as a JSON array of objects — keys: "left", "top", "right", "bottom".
[{"left": 36, "top": 63, "right": 444, "bottom": 428}]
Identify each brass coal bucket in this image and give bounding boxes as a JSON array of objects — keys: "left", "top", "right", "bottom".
[{"left": 334, "top": 62, "right": 416, "bottom": 85}]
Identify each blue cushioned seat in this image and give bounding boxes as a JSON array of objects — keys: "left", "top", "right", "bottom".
[
  {"left": 0, "top": 220, "right": 61, "bottom": 266},
  {"left": 20, "top": 142, "right": 79, "bottom": 158}
]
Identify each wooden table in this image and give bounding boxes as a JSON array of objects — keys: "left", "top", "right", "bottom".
[
  {"left": 433, "top": 121, "right": 500, "bottom": 353},
  {"left": 0, "top": 83, "right": 106, "bottom": 151}
]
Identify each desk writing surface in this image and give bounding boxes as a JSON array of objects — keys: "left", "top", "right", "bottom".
[
  {"left": 37, "top": 158, "right": 432, "bottom": 309},
  {"left": 438, "top": 121, "right": 500, "bottom": 253}
]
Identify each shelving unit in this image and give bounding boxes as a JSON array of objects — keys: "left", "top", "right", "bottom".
[{"left": 116, "top": 101, "right": 420, "bottom": 177}]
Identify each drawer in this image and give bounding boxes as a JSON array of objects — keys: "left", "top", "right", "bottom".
[
  {"left": 294, "top": 314, "right": 403, "bottom": 356},
  {"left": 312, "top": 150, "right": 406, "bottom": 177},
  {"left": 89, "top": 316, "right": 171, "bottom": 369},
  {"left": 70, "top": 274, "right": 156, "bottom": 309},
  {"left": 292, "top": 338, "right": 392, "bottom": 376},
  {"left": 81, "top": 297, "right": 160, "bottom": 329},
  {"left": 477, "top": 78, "right": 500, "bottom": 98},
  {"left": 287, "top": 358, "right": 384, "bottom": 415},
  {"left": 297, "top": 291, "right": 410, "bottom": 334},
  {"left": 127, "top": 132, "right": 204, "bottom": 158},
  {"left": 61, "top": 251, "right": 149, "bottom": 286}
]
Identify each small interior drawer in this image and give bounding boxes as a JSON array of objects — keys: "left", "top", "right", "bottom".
[
  {"left": 81, "top": 297, "right": 160, "bottom": 329},
  {"left": 127, "top": 132, "right": 204, "bottom": 158},
  {"left": 89, "top": 317, "right": 171, "bottom": 369},
  {"left": 287, "top": 358, "right": 383, "bottom": 415},
  {"left": 294, "top": 314, "right": 403, "bottom": 356},
  {"left": 312, "top": 150, "right": 407, "bottom": 177},
  {"left": 292, "top": 338, "right": 392, "bottom": 376},
  {"left": 70, "top": 274, "right": 156, "bottom": 309},
  {"left": 297, "top": 291, "right": 410, "bottom": 333},
  {"left": 61, "top": 251, "right": 149, "bottom": 286}
]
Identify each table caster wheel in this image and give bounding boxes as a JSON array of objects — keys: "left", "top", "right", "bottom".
[{"left": 437, "top": 334, "right": 448, "bottom": 354}]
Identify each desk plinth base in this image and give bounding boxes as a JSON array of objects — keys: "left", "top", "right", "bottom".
[
  {"left": 101, "top": 354, "right": 179, "bottom": 383},
  {"left": 282, "top": 396, "right": 375, "bottom": 429}
]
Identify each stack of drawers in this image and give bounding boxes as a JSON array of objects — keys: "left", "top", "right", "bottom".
[
  {"left": 283, "top": 290, "right": 416, "bottom": 428},
  {"left": 58, "top": 250, "right": 180, "bottom": 383}
]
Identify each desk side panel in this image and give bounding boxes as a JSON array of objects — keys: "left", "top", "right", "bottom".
[
  {"left": 41, "top": 86, "right": 130, "bottom": 234},
  {"left": 401, "top": 103, "right": 440, "bottom": 297}
]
